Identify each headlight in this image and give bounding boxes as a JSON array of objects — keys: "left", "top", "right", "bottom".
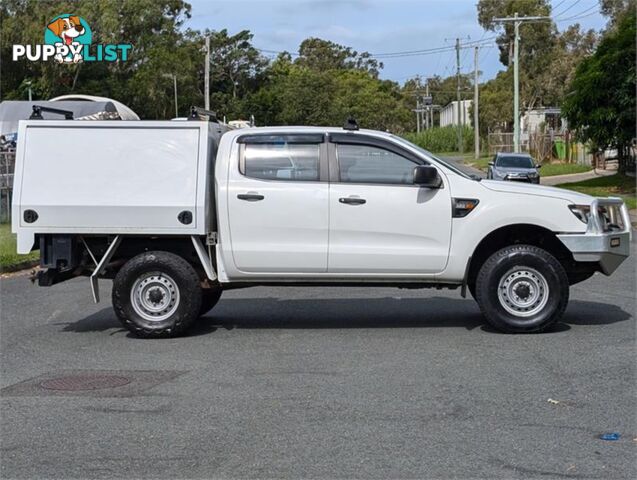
[
  {"left": 569, "top": 204, "right": 591, "bottom": 224},
  {"left": 527, "top": 171, "right": 538, "bottom": 178}
]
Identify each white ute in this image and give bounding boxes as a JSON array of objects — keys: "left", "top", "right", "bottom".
[{"left": 12, "top": 117, "right": 631, "bottom": 337}]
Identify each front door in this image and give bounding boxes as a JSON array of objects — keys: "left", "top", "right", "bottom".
[
  {"left": 328, "top": 136, "right": 452, "bottom": 274},
  {"left": 227, "top": 134, "right": 329, "bottom": 273}
]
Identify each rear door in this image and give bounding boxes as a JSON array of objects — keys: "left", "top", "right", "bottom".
[
  {"left": 226, "top": 133, "right": 329, "bottom": 273},
  {"left": 327, "top": 134, "right": 452, "bottom": 274}
]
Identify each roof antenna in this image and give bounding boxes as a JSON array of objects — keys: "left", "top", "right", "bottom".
[{"left": 343, "top": 117, "right": 359, "bottom": 131}]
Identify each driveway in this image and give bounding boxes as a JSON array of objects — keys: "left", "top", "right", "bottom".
[{"left": 1, "top": 239, "right": 635, "bottom": 479}]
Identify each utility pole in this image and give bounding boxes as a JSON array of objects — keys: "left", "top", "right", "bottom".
[
  {"left": 172, "top": 74, "right": 178, "bottom": 118},
  {"left": 493, "top": 12, "right": 550, "bottom": 152},
  {"left": 416, "top": 98, "right": 421, "bottom": 133},
  {"left": 513, "top": 12, "right": 519, "bottom": 152},
  {"left": 455, "top": 38, "right": 462, "bottom": 153},
  {"left": 425, "top": 82, "right": 430, "bottom": 129},
  {"left": 474, "top": 46, "right": 479, "bottom": 160},
  {"left": 204, "top": 35, "right": 210, "bottom": 111},
  {"left": 162, "top": 73, "right": 178, "bottom": 118}
]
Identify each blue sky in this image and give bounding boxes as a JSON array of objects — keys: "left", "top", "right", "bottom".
[{"left": 185, "top": 0, "right": 607, "bottom": 84}]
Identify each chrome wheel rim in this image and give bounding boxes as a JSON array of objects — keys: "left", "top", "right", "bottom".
[
  {"left": 130, "top": 272, "right": 180, "bottom": 322},
  {"left": 497, "top": 267, "right": 549, "bottom": 317}
]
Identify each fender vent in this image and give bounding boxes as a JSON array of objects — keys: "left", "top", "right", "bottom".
[
  {"left": 178, "top": 210, "right": 192, "bottom": 225},
  {"left": 23, "top": 209, "right": 38, "bottom": 223}
]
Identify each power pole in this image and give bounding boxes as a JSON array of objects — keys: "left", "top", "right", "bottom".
[
  {"left": 173, "top": 74, "right": 178, "bottom": 118},
  {"left": 513, "top": 12, "right": 519, "bottom": 152},
  {"left": 415, "top": 98, "right": 421, "bottom": 133},
  {"left": 474, "top": 46, "right": 479, "bottom": 160},
  {"left": 455, "top": 38, "right": 462, "bottom": 153},
  {"left": 425, "top": 82, "right": 430, "bottom": 129},
  {"left": 204, "top": 35, "right": 210, "bottom": 111},
  {"left": 493, "top": 13, "right": 550, "bottom": 152}
]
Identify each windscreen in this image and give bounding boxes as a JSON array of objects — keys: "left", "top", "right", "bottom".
[{"left": 496, "top": 156, "right": 534, "bottom": 168}]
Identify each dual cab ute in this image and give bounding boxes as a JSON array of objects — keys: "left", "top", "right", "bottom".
[{"left": 11, "top": 117, "right": 631, "bottom": 337}]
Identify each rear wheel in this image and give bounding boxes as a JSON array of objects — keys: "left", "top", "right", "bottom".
[
  {"left": 112, "top": 251, "right": 202, "bottom": 338},
  {"left": 475, "top": 245, "right": 569, "bottom": 333}
]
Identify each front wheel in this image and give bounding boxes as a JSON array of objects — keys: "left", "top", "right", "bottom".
[
  {"left": 475, "top": 245, "right": 569, "bottom": 333},
  {"left": 112, "top": 251, "right": 202, "bottom": 338}
]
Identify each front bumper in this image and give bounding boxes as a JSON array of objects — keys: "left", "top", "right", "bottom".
[
  {"left": 502, "top": 174, "right": 539, "bottom": 183},
  {"left": 557, "top": 198, "right": 632, "bottom": 275}
]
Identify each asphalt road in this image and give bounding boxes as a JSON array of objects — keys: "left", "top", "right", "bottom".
[{"left": 1, "top": 240, "right": 635, "bottom": 479}]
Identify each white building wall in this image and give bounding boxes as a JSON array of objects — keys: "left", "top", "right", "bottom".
[{"left": 440, "top": 100, "right": 473, "bottom": 127}]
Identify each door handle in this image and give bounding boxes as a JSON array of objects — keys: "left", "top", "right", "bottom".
[
  {"left": 237, "top": 193, "right": 264, "bottom": 201},
  {"left": 339, "top": 197, "right": 366, "bottom": 205}
]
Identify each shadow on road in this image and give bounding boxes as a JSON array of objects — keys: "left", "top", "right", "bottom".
[{"left": 59, "top": 297, "right": 632, "bottom": 338}]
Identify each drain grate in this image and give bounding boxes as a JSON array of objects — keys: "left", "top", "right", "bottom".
[
  {"left": 1, "top": 370, "right": 184, "bottom": 397},
  {"left": 40, "top": 374, "right": 131, "bottom": 391}
]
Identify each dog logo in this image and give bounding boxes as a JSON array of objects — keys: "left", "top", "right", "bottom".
[
  {"left": 44, "top": 14, "right": 92, "bottom": 63},
  {"left": 13, "top": 14, "right": 130, "bottom": 63}
]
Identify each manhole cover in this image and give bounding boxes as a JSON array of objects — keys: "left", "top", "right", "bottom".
[{"left": 40, "top": 374, "right": 131, "bottom": 391}]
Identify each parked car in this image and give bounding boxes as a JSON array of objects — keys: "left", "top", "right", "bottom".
[
  {"left": 11, "top": 119, "right": 631, "bottom": 337},
  {"left": 487, "top": 152, "right": 541, "bottom": 183}
]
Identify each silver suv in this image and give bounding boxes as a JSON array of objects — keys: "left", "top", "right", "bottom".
[{"left": 487, "top": 152, "right": 541, "bottom": 184}]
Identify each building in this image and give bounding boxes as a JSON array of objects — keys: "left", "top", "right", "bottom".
[
  {"left": 440, "top": 100, "right": 472, "bottom": 127},
  {"left": 520, "top": 107, "right": 565, "bottom": 134}
]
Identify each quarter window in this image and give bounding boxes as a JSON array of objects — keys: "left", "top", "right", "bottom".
[
  {"left": 243, "top": 143, "right": 320, "bottom": 181},
  {"left": 337, "top": 144, "right": 417, "bottom": 184}
]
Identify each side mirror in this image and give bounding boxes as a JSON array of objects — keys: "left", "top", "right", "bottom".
[
  {"left": 535, "top": 164, "right": 542, "bottom": 169},
  {"left": 488, "top": 161, "right": 495, "bottom": 167},
  {"left": 413, "top": 165, "right": 442, "bottom": 188}
]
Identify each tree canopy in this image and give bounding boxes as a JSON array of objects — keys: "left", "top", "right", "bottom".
[{"left": 561, "top": 10, "right": 636, "bottom": 169}]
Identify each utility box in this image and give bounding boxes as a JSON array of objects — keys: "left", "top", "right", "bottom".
[{"left": 12, "top": 120, "right": 217, "bottom": 252}]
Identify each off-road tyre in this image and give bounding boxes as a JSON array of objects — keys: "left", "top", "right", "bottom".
[
  {"left": 475, "top": 244, "right": 569, "bottom": 333},
  {"left": 199, "top": 287, "right": 223, "bottom": 317},
  {"left": 112, "top": 251, "right": 202, "bottom": 338}
]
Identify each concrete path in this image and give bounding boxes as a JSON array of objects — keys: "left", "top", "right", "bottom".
[{"left": 541, "top": 169, "right": 615, "bottom": 186}]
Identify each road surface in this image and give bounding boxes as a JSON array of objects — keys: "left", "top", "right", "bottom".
[{"left": 1, "top": 241, "right": 635, "bottom": 479}]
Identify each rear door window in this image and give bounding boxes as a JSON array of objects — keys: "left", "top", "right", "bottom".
[{"left": 243, "top": 143, "right": 320, "bottom": 181}]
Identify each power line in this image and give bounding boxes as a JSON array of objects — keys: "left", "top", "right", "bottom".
[
  {"left": 556, "top": 4, "right": 599, "bottom": 21},
  {"left": 554, "top": 0, "right": 582, "bottom": 17},
  {"left": 552, "top": 0, "right": 569, "bottom": 11},
  {"left": 556, "top": 9, "right": 600, "bottom": 22}
]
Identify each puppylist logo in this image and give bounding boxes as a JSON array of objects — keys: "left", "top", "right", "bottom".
[{"left": 13, "top": 14, "right": 132, "bottom": 63}]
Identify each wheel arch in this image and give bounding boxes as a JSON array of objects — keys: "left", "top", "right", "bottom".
[{"left": 466, "top": 223, "right": 593, "bottom": 291}]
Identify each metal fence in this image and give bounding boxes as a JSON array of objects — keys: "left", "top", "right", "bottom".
[
  {"left": 487, "top": 132, "right": 594, "bottom": 165},
  {"left": 1, "top": 149, "right": 15, "bottom": 223}
]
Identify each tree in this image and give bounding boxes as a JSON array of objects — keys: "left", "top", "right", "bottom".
[
  {"left": 477, "top": 69, "right": 514, "bottom": 136},
  {"left": 0, "top": 0, "right": 198, "bottom": 119},
  {"left": 295, "top": 38, "right": 382, "bottom": 77},
  {"left": 562, "top": 12, "right": 636, "bottom": 172}
]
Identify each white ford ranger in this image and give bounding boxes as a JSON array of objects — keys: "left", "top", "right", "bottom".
[{"left": 11, "top": 117, "right": 631, "bottom": 337}]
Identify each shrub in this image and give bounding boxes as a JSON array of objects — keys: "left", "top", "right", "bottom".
[{"left": 403, "top": 125, "right": 474, "bottom": 153}]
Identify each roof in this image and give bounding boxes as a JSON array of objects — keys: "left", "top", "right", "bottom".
[
  {"left": 495, "top": 152, "right": 533, "bottom": 157},
  {"left": 222, "top": 125, "right": 395, "bottom": 137},
  {"left": 0, "top": 100, "right": 130, "bottom": 136},
  {"left": 49, "top": 95, "right": 139, "bottom": 120}
]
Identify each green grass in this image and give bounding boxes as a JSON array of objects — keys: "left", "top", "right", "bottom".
[
  {"left": 538, "top": 163, "right": 592, "bottom": 177},
  {"left": 467, "top": 158, "right": 592, "bottom": 177},
  {"left": 435, "top": 152, "right": 593, "bottom": 178},
  {"left": 0, "top": 223, "right": 39, "bottom": 272},
  {"left": 557, "top": 174, "right": 637, "bottom": 210}
]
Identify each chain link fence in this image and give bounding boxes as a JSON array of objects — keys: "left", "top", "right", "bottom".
[{"left": 1, "top": 149, "right": 15, "bottom": 223}]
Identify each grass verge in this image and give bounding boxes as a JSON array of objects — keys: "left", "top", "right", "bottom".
[
  {"left": 557, "top": 174, "right": 637, "bottom": 210},
  {"left": 437, "top": 152, "right": 593, "bottom": 177},
  {"left": 539, "top": 163, "right": 592, "bottom": 177},
  {"left": 0, "top": 223, "right": 39, "bottom": 273}
]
